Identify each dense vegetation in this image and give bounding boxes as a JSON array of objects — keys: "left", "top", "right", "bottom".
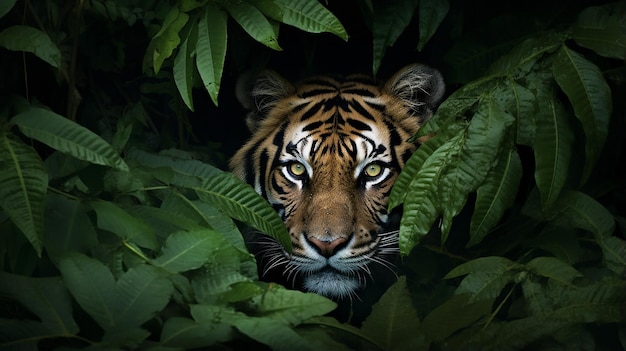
[{"left": 0, "top": 0, "right": 624, "bottom": 350}]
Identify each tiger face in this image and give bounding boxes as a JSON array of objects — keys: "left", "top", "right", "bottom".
[{"left": 230, "top": 64, "right": 444, "bottom": 298}]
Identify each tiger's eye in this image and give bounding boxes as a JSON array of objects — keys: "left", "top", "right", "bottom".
[
  {"left": 289, "top": 162, "right": 306, "bottom": 177},
  {"left": 364, "top": 163, "right": 382, "bottom": 177}
]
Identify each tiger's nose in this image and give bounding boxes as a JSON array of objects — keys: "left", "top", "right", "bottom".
[{"left": 307, "top": 236, "right": 348, "bottom": 257}]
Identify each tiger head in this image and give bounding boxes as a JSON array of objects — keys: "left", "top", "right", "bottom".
[{"left": 229, "top": 64, "right": 445, "bottom": 299}]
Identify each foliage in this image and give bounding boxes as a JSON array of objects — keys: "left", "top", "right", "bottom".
[{"left": 0, "top": 0, "right": 625, "bottom": 350}]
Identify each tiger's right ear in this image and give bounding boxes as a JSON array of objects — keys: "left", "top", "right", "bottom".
[{"left": 236, "top": 70, "right": 295, "bottom": 132}]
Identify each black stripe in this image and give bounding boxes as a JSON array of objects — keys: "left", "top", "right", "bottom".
[
  {"left": 342, "top": 88, "right": 376, "bottom": 97},
  {"left": 258, "top": 151, "right": 270, "bottom": 200},
  {"left": 348, "top": 99, "right": 376, "bottom": 121},
  {"left": 300, "top": 100, "right": 325, "bottom": 121},
  {"left": 346, "top": 118, "right": 372, "bottom": 131},
  {"left": 302, "top": 121, "right": 324, "bottom": 131}
]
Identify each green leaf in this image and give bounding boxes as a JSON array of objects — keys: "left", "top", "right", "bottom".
[
  {"left": 438, "top": 95, "right": 515, "bottom": 240},
  {"left": 533, "top": 93, "right": 574, "bottom": 209},
  {"left": 445, "top": 256, "right": 524, "bottom": 302},
  {"left": 88, "top": 200, "right": 158, "bottom": 250},
  {"left": 180, "top": 172, "right": 290, "bottom": 252},
  {"left": 398, "top": 131, "right": 464, "bottom": 255},
  {"left": 173, "top": 24, "right": 197, "bottom": 111},
  {"left": 111, "top": 264, "right": 174, "bottom": 331},
  {"left": 469, "top": 148, "right": 522, "bottom": 246},
  {"left": 525, "top": 257, "right": 582, "bottom": 285},
  {"left": 417, "top": 0, "right": 449, "bottom": 51},
  {"left": 196, "top": 6, "right": 227, "bottom": 106},
  {"left": 420, "top": 294, "right": 492, "bottom": 342},
  {"left": 249, "top": 285, "right": 336, "bottom": 325},
  {"left": 151, "top": 6, "right": 189, "bottom": 73},
  {"left": 153, "top": 229, "right": 224, "bottom": 273},
  {"left": 223, "top": 1, "right": 281, "bottom": 50},
  {"left": 0, "top": 25, "right": 61, "bottom": 67},
  {"left": 0, "top": 0, "right": 17, "bottom": 19},
  {"left": 160, "top": 317, "right": 232, "bottom": 348},
  {"left": 250, "top": 0, "right": 347, "bottom": 40},
  {"left": 0, "top": 134, "right": 47, "bottom": 256},
  {"left": 572, "top": 2, "right": 626, "bottom": 60},
  {"left": 0, "top": 318, "right": 49, "bottom": 348},
  {"left": 361, "top": 276, "right": 427, "bottom": 351},
  {"left": 494, "top": 78, "right": 537, "bottom": 146},
  {"left": 57, "top": 253, "right": 118, "bottom": 330},
  {"left": 43, "top": 194, "right": 98, "bottom": 260},
  {"left": 371, "top": 0, "right": 419, "bottom": 74},
  {"left": 11, "top": 107, "right": 129, "bottom": 171},
  {"left": 553, "top": 45, "right": 612, "bottom": 182},
  {"left": 0, "top": 273, "right": 78, "bottom": 335}
]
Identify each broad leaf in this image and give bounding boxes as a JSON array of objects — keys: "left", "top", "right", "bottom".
[
  {"left": 572, "top": 2, "right": 626, "bottom": 60},
  {"left": 160, "top": 316, "right": 232, "bottom": 348},
  {"left": 438, "top": 95, "right": 514, "bottom": 240},
  {"left": 0, "top": 273, "right": 78, "bottom": 335},
  {"left": 11, "top": 107, "right": 129, "bottom": 171},
  {"left": 469, "top": 148, "right": 522, "bottom": 246},
  {"left": 0, "top": 25, "right": 61, "bottom": 67},
  {"left": 173, "top": 24, "right": 198, "bottom": 111},
  {"left": 361, "top": 276, "right": 427, "bottom": 351},
  {"left": 525, "top": 257, "right": 582, "bottom": 285},
  {"left": 43, "top": 194, "right": 98, "bottom": 260},
  {"left": 111, "top": 264, "right": 174, "bottom": 331},
  {"left": 371, "top": 0, "right": 419, "bottom": 74},
  {"left": 553, "top": 45, "right": 612, "bottom": 182},
  {"left": 151, "top": 6, "right": 189, "bottom": 73},
  {"left": 494, "top": 78, "right": 537, "bottom": 146},
  {"left": 250, "top": 0, "right": 347, "bottom": 40},
  {"left": 196, "top": 6, "right": 227, "bottom": 106},
  {"left": 249, "top": 285, "right": 336, "bottom": 325},
  {"left": 533, "top": 93, "right": 573, "bottom": 209},
  {"left": 0, "top": 0, "right": 16, "bottom": 18},
  {"left": 57, "top": 253, "right": 118, "bottom": 330},
  {"left": 0, "top": 134, "right": 47, "bottom": 256},
  {"left": 223, "top": 1, "right": 281, "bottom": 50},
  {"left": 421, "top": 294, "right": 492, "bottom": 342},
  {"left": 153, "top": 229, "right": 224, "bottom": 273},
  {"left": 88, "top": 200, "right": 158, "bottom": 250},
  {"left": 398, "top": 131, "right": 465, "bottom": 255},
  {"left": 417, "top": 0, "right": 449, "bottom": 51}
]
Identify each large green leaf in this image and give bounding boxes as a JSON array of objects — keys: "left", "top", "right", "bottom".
[
  {"left": 437, "top": 96, "right": 515, "bottom": 240},
  {"left": 249, "top": 285, "right": 336, "bottom": 325},
  {"left": 57, "top": 253, "right": 118, "bottom": 330},
  {"left": 180, "top": 172, "right": 290, "bottom": 251},
  {"left": 421, "top": 293, "right": 492, "bottom": 343},
  {"left": 445, "top": 256, "right": 524, "bottom": 302},
  {"left": 361, "top": 276, "right": 427, "bottom": 351},
  {"left": 572, "top": 2, "right": 626, "bottom": 60},
  {"left": 0, "top": 133, "right": 47, "bottom": 256},
  {"left": 398, "top": 132, "right": 464, "bottom": 255},
  {"left": 153, "top": 229, "right": 224, "bottom": 273},
  {"left": 88, "top": 200, "right": 158, "bottom": 251},
  {"left": 417, "top": 0, "right": 449, "bottom": 51},
  {"left": 196, "top": 6, "right": 227, "bottom": 106},
  {"left": 223, "top": 1, "right": 281, "bottom": 50},
  {"left": 250, "top": 0, "right": 347, "bottom": 40},
  {"left": 173, "top": 24, "right": 198, "bottom": 111},
  {"left": 0, "top": 273, "right": 78, "bottom": 335},
  {"left": 469, "top": 148, "right": 522, "bottom": 246},
  {"left": 0, "top": 25, "right": 61, "bottom": 67},
  {"left": 160, "top": 316, "right": 232, "bottom": 348},
  {"left": 11, "top": 107, "right": 129, "bottom": 171},
  {"left": 525, "top": 257, "right": 582, "bottom": 285},
  {"left": 533, "top": 93, "right": 574, "bottom": 209},
  {"left": 110, "top": 264, "right": 174, "bottom": 331},
  {"left": 553, "top": 45, "right": 612, "bottom": 182},
  {"left": 494, "top": 78, "right": 537, "bottom": 146},
  {"left": 151, "top": 6, "right": 189, "bottom": 73},
  {"left": 43, "top": 194, "right": 98, "bottom": 260},
  {"left": 371, "top": 0, "right": 419, "bottom": 74},
  {"left": 0, "top": 0, "right": 17, "bottom": 19}
]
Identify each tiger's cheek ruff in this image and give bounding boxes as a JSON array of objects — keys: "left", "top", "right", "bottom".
[{"left": 229, "top": 64, "right": 445, "bottom": 299}]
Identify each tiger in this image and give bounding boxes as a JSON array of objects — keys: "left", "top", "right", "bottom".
[{"left": 229, "top": 64, "right": 445, "bottom": 299}]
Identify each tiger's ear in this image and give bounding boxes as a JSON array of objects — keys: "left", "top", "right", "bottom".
[
  {"left": 236, "top": 70, "right": 295, "bottom": 132},
  {"left": 384, "top": 64, "right": 445, "bottom": 122}
]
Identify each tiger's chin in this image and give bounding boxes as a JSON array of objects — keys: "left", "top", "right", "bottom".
[{"left": 302, "top": 269, "right": 362, "bottom": 299}]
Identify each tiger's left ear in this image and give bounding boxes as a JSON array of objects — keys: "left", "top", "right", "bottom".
[{"left": 384, "top": 64, "right": 445, "bottom": 123}]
